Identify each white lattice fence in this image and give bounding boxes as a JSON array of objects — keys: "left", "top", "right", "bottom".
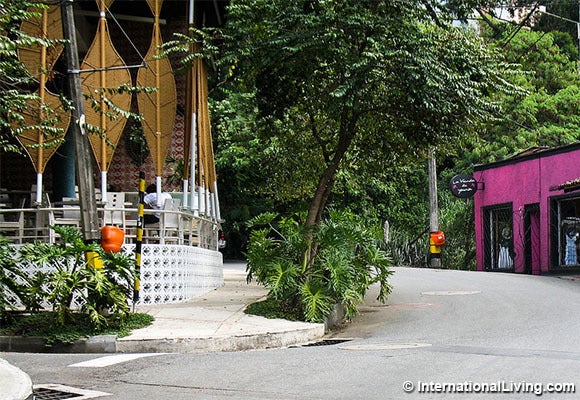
[
  {"left": 5, "top": 244, "right": 223, "bottom": 309},
  {"left": 131, "top": 244, "right": 224, "bottom": 304}
]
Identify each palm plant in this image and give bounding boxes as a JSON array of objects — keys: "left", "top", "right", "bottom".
[
  {"left": 17, "top": 225, "right": 135, "bottom": 328},
  {"left": 246, "top": 210, "right": 393, "bottom": 323}
]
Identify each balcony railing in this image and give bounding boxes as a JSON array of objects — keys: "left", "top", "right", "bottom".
[{"left": 0, "top": 204, "right": 221, "bottom": 250}]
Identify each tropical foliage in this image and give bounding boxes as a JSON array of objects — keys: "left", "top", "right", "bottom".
[
  {"left": 246, "top": 210, "right": 392, "bottom": 322},
  {"left": 199, "top": 1, "right": 523, "bottom": 287},
  {"left": 0, "top": 238, "right": 28, "bottom": 325},
  {"left": 461, "top": 26, "right": 580, "bottom": 168},
  {"left": 20, "top": 225, "right": 135, "bottom": 328},
  {"left": 1, "top": 225, "right": 136, "bottom": 331},
  {"left": 163, "top": 2, "right": 580, "bottom": 281},
  {"left": 218, "top": 0, "right": 517, "bottom": 238}
]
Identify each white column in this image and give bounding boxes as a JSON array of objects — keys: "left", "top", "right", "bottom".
[
  {"left": 101, "top": 170, "right": 107, "bottom": 203},
  {"left": 35, "top": 173, "right": 43, "bottom": 204}
]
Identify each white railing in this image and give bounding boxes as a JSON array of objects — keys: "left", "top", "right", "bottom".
[
  {"left": 1, "top": 205, "right": 226, "bottom": 306},
  {"left": 0, "top": 206, "right": 221, "bottom": 250}
]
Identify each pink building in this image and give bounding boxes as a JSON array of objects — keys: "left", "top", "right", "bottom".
[{"left": 473, "top": 143, "right": 580, "bottom": 274}]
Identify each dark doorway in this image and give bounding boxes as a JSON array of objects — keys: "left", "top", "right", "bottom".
[{"left": 524, "top": 204, "right": 540, "bottom": 275}]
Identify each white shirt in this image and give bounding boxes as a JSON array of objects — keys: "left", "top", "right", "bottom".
[{"left": 144, "top": 192, "right": 173, "bottom": 218}]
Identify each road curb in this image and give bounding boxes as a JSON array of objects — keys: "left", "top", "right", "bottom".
[
  {"left": 116, "top": 324, "right": 326, "bottom": 353},
  {"left": 0, "top": 323, "right": 326, "bottom": 354}
]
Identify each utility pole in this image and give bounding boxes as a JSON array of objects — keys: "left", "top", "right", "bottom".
[
  {"left": 428, "top": 148, "right": 442, "bottom": 268},
  {"left": 61, "top": 0, "right": 100, "bottom": 243}
]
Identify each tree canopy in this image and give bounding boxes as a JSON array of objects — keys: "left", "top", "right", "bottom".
[
  {"left": 216, "top": 1, "right": 516, "bottom": 232},
  {"left": 459, "top": 23, "right": 580, "bottom": 167}
]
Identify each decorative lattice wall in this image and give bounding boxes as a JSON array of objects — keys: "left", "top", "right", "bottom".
[
  {"left": 132, "top": 244, "right": 224, "bottom": 304},
  {"left": 6, "top": 245, "right": 223, "bottom": 309}
]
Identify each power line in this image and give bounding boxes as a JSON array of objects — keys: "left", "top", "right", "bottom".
[{"left": 537, "top": 9, "right": 578, "bottom": 24}]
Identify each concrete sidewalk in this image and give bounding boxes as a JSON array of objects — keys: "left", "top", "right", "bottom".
[
  {"left": 1, "top": 264, "right": 326, "bottom": 399},
  {"left": 118, "top": 266, "right": 326, "bottom": 353},
  {"left": 0, "top": 266, "right": 325, "bottom": 354}
]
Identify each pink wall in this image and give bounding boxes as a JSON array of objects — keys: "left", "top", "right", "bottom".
[{"left": 473, "top": 144, "right": 580, "bottom": 274}]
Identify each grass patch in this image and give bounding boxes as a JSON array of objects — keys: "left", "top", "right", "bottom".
[
  {"left": 0, "top": 312, "right": 154, "bottom": 347},
  {"left": 244, "top": 298, "right": 303, "bottom": 321}
]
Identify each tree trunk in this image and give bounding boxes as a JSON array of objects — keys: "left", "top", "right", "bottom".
[
  {"left": 304, "top": 111, "right": 357, "bottom": 266},
  {"left": 306, "top": 115, "right": 356, "bottom": 228}
]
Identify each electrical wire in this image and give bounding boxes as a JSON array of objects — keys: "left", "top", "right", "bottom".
[
  {"left": 44, "top": 0, "right": 148, "bottom": 72},
  {"left": 103, "top": 1, "right": 147, "bottom": 69}
]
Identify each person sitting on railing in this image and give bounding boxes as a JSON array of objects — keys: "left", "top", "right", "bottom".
[{"left": 144, "top": 184, "right": 172, "bottom": 225}]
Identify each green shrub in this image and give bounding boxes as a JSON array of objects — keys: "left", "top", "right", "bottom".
[
  {"left": 382, "top": 228, "right": 427, "bottom": 268},
  {"left": 0, "top": 311, "right": 154, "bottom": 347},
  {"left": 246, "top": 210, "right": 393, "bottom": 323},
  {"left": 0, "top": 238, "right": 28, "bottom": 327},
  {"left": 17, "top": 225, "right": 136, "bottom": 329}
]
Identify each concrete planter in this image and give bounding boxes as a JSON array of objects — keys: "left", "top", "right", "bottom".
[{"left": 324, "top": 303, "right": 345, "bottom": 332}]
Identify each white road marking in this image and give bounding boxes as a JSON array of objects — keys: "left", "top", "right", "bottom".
[
  {"left": 421, "top": 290, "right": 481, "bottom": 296},
  {"left": 340, "top": 343, "right": 432, "bottom": 351},
  {"left": 69, "top": 353, "right": 163, "bottom": 368}
]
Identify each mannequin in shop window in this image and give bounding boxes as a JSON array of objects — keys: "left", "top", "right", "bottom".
[
  {"left": 498, "top": 226, "right": 513, "bottom": 269},
  {"left": 564, "top": 227, "right": 578, "bottom": 266}
]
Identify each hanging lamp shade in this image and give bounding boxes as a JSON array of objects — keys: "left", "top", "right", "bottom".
[
  {"left": 137, "top": 0, "right": 177, "bottom": 177},
  {"left": 81, "top": 0, "right": 132, "bottom": 173}
]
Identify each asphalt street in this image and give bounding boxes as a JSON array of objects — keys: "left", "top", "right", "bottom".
[{"left": 3, "top": 267, "right": 580, "bottom": 399}]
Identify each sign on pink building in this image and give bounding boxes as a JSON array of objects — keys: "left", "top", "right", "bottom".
[{"left": 473, "top": 143, "right": 580, "bottom": 274}]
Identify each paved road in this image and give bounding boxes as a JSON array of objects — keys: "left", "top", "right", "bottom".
[{"left": 3, "top": 267, "right": 580, "bottom": 399}]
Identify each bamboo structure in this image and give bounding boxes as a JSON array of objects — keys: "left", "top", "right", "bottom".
[
  {"left": 15, "top": 5, "right": 70, "bottom": 204},
  {"left": 81, "top": 0, "right": 132, "bottom": 200},
  {"left": 183, "top": 0, "right": 220, "bottom": 220},
  {"left": 11, "top": 0, "right": 221, "bottom": 224},
  {"left": 193, "top": 57, "right": 219, "bottom": 219},
  {"left": 136, "top": 0, "right": 177, "bottom": 201}
]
